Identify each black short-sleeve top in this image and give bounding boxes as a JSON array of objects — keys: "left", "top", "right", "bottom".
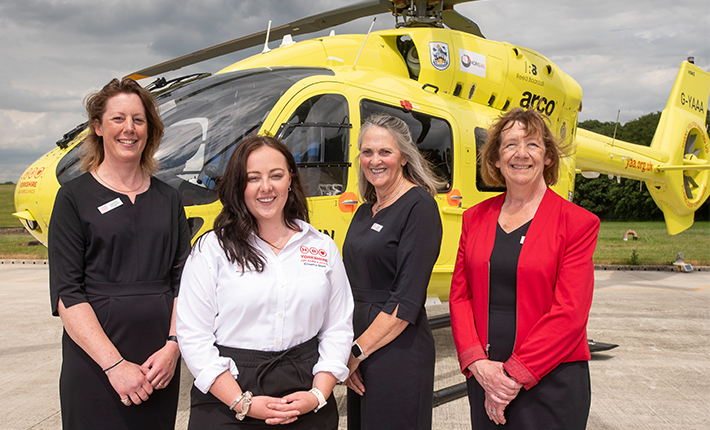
[
  {"left": 343, "top": 187, "right": 442, "bottom": 325},
  {"left": 48, "top": 173, "right": 191, "bottom": 316}
]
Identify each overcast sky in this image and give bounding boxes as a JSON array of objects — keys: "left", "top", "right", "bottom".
[{"left": 1, "top": 0, "right": 708, "bottom": 183}]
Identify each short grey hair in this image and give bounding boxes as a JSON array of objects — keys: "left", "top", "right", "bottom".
[{"left": 357, "top": 113, "right": 445, "bottom": 203}]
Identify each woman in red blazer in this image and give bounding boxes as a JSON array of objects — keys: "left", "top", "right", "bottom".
[{"left": 450, "top": 108, "right": 599, "bottom": 429}]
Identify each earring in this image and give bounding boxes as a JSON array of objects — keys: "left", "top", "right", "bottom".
[{"left": 288, "top": 187, "right": 292, "bottom": 192}]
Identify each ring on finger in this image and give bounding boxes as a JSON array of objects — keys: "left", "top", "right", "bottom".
[
  {"left": 158, "top": 382, "right": 164, "bottom": 388},
  {"left": 490, "top": 409, "right": 496, "bottom": 414},
  {"left": 121, "top": 398, "right": 131, "bottom": 405}
]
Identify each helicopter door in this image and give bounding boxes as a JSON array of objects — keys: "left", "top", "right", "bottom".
[
  {"left": 273, "top": 92, "right": 353, "bottom": 248},
  {"left": 357, "top": 98, "right": 458, "bottom": 295}
]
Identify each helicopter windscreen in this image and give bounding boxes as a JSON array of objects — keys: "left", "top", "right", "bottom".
[{"left": 55, "top": 68, "right": 335, "bottom": 207}]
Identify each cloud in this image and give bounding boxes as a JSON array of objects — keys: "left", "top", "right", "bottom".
[{"left": 0, "top": 0, "right": 708, "bottom": 184}]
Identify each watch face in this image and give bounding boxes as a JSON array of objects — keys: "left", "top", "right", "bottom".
[{"left": 351, "top": 343, "right": 362, "bottom": 357}]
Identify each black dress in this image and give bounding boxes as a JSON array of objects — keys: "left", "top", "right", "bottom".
[
  {"left": 343, "top": 187, "right": 442, "bottom": 430},
  {"left": 466, "top": 221, "right": 591, "bottom": 430},
  {"left": 48, "top": 173, "right": 191, "bottom": 430}
]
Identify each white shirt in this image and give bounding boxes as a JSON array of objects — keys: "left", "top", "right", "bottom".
[{"left": 176, "top": 220, "right": 354, "bottom": 394}]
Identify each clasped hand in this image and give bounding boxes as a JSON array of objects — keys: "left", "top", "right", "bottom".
[
  {"left": 249, "top": 391, "right": 320, "bottom": 425},
  {"left": 106, "top": 341, "right": 181, "bottom": 406},
  {"left": 469, "top": 360, "right": 522, "bottom": 425}
]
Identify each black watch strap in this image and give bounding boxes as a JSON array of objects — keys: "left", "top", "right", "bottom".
[{"left": 167, "top": 335, "right": 178, "bottom": 343}]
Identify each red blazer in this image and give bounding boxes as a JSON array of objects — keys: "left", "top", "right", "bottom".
[{"left": 450, "top": 188, "right": 599, "bottom": 390}]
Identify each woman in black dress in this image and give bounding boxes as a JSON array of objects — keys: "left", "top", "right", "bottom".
[
  {"left": 48, "top": 78, "right": 191, "bottom": 429},
  {"left": 449, "top": 108, "right": 599, "bottom": 429},
  {"left": 343, "top": 113, "right": 443, "bottom": 430}
]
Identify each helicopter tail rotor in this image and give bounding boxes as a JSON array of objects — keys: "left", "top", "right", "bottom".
[{"left": 647, "top": 60, "right": 710, "bottom": 233}]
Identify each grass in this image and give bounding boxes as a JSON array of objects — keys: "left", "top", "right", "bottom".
[
  {"left": 594, "top": 221, "right": 709, "bottom": 266},
  {"left": 1, "top": 182, "right": 708, "bottom": 264},
  {"left": 0, "top": 184, "right": 22, "bottom": 228},
  {"left": 0, "top": 234, "right": 48, "bottom": 259}
]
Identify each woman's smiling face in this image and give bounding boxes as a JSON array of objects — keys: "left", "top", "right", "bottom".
[
  {"left": 359, "top": 126, "right": 407, "bottom": 193},
  {"left": 496, "top": 121, "right": 551, "bottom": 189}
]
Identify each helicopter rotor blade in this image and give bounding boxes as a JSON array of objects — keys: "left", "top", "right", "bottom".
[
  {"left": 125, "top": 0, "right": 394, "bottom": 80},
  {"left": 442, "top": 9, "right": 484, "bottom": 38}
]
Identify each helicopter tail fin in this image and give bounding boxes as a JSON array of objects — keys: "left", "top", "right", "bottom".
[
  {"left": 575, "top": 60, "right": 710, "bottom": 234},
  {"left": 646, "top": 60, "right": 710, "bottom": 234}
]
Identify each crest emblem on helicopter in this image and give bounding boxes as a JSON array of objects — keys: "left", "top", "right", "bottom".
[
  {"left": 459, "top": 49, "right": 486, "bottom": 78},
  {"left": 429, "top": 42, "right": 450, "bottom": 71}
]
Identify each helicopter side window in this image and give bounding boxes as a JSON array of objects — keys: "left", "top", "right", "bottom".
[
  {"left": 474, "top": 127, "right": 506, "bottom": 193},
  {"left": 276, "top": 94, "right": 351, "bottom": 197},
  {"left": 360, "top": 100, "right": 452, "bottom": 192}
]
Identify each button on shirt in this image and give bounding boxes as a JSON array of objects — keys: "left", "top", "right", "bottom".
[{"left": 176, "top": 220, "right": 354, "bottom": 394}]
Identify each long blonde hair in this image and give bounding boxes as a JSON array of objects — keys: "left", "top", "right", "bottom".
[{"left": 357, "top": 113, "right": 444, "bottom": 203}]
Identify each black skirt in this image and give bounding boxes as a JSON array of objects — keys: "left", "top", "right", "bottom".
[{"left": 188, "top": 337, "right": 338, "bottom": 429}]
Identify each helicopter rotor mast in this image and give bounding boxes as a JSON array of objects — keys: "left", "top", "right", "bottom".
[{"left": 125, "top": 0, "right": 483, "bottom": 81}]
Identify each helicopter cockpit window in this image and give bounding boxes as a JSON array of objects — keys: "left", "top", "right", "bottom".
[
  {"left": 276, "top": 94, "right": 351, "bottom": 197},
  {"left": 151, "top": 68, "right": 335, "bottom": 206},
  {"left": 474, "top": 127, "right": 507, "bottom": 193},
  {"left": 360, "top": 100, "right": 452, "bottom": 192},
  {"left": 56, "top": 68, "right": 335, "bottom": 208}
]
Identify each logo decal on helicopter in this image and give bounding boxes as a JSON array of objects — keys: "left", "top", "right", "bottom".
[
  {"left": 429, "top": 42, "right": 450, "bottom": 71},
  {"left": 519, "top": 91, "right": 557, "bottom": 116},
  {"left": 459, "top": 49, "right": 486, "bottom": 77}
]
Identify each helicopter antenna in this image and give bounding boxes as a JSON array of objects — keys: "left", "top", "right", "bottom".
[
  {"left": 611, "top": 109, "right": 620, "bottom": 147},
  {"left": 262, "top": 20, "right": 272, "bottom": 53},
  {"left": 354, "top": 17, "right": 377, "bottom": 69}
]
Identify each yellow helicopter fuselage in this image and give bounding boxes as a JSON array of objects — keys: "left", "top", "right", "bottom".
[{"left": 13, "top": 27, "right": 710, "bottom": 302}]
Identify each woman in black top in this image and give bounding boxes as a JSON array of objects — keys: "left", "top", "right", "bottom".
[
  {"left": 343, "top": 113, "right": 443, "bottom": 430},
  {"left": 48, "top": 78, "right": 191, "bottom": 429}
]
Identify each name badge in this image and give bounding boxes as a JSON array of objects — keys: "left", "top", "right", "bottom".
[
  {"left": 98, "top": 198, "right": 123, "bottom": 214},
  {"left": 371, "top": 223, "right": 383, "bottom": 232}
]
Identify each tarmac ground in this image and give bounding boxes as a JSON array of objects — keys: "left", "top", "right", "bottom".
[{"left": 0, "top": 263, "right": 707, "bottom": 429}]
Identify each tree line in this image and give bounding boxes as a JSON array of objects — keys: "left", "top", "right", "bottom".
[{"left": 573, "top": 111, "right": 710, "bottom": 222}]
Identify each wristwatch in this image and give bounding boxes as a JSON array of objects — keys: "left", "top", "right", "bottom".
[
  {"left": 351, "top": 340, "right": 368, "bottom": 361},
  {"left": 167, "top": 335, "right": 178, "bottom": 343},
  {"left": 309, "top": 387, "right": 327, "bottom": 413}
]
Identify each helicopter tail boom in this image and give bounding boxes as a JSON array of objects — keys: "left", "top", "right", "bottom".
[{"left": 575, "top": 59, "right": 710, "bottom": 234}]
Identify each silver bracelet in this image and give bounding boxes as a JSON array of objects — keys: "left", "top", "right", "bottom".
[
  {"left": 235, "top": 391, "right": 253, "bottom": 421},
  {"left": 229, "top": 392, "right": 245, "bottom": 411}
]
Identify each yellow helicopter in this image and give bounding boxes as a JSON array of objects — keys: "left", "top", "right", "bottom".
[{"left": 13, "top": 0, "right": 710, "bottom": 303}]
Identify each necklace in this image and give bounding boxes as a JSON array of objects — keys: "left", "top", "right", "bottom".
[
  {"left": 95, "top": 169, "right": 145, "bottom": 193},
  {"left": 375, "top": 179, "right": 406, "bottom": 212},
  {"left": 261, "top": 227, "right": 288, "bottom": 250}
]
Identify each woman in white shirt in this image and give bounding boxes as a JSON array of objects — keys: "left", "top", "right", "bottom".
[{"left": 177, "top": 136, "right": 354, "bottom": 429}]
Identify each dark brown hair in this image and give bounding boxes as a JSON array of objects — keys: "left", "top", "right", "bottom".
[
  {"left": 480, "top": 108, "right": 565, "bottom": 187},
  {"left": 213, "top": 136, "right": 309, "bottom": 272},
  {"left": 81, "top": 77, "right": 163, "bottom": 174}
]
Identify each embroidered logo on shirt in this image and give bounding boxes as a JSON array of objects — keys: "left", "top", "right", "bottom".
[
  {"left": 371, "top": 223, "right": 383, "bottom": 232},
  {"left": 300, "top": 246, "right": 328, "bottom": 268},
  {"left": 97, "top": 198, "right": 123, "bottom": 214}
]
